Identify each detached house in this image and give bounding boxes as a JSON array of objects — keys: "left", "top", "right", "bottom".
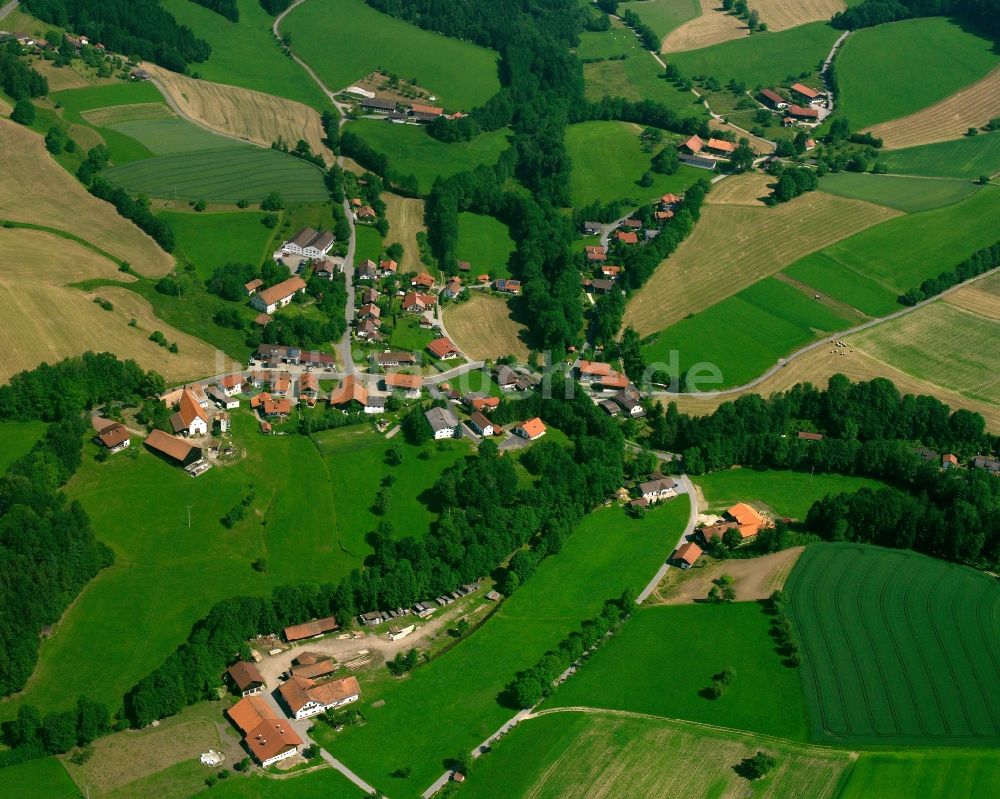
[
  {"left": 468, "top": 411, "right": 494, "bottom": 437},
  {"left": 219, "top": 374, "right": 244, "bottom": 396},
  {"left": 585, "top": 245, "right": 607, "bottom": 263},
  {"left": 169, "top": 388, "right": 209, "bottom": 437},
  {"left": 251, "top": 277, "right": 307, "bottom": 314},
  {"left": 412, "top": 273, "right": 435, "bottom": 290},
  {"left": 673, "top": 541, "right": 702, "bottom": 569},
  {"left": 383, "top": 372, "right": 423, "bottom": 398},
  {"left": 515, "top": 417, "right": 547, "bottom": 441},
  {"left": 425, "top": 406, "right": 459, "bottom": 439},
  {"left": 638, "top": 476, "right": 677, "bottom": 503},
  {"left": 328, "top": 375, "right": 369, "bottom": 411},
  {"left": 442, "top": 277, "right": 463, "bottom": 299},
  {"left": 494, "top": 278, "right": 521, "bottom": 295},
  {"left": 227, "top": 697, "right": 302, "bottom": 768},
  {"left": 279, "top": 675, "right": 361, "bottom": 720},
  {"left": 403, "top": 291, "right": 436, "bottom": 313},
  {"left": 96, "top": 422, "right": 131, "bottom": 454},
  {"left": 427, "top": 337, "right": 460, "bottom": 360},
  {"left": 616, "top": 231, "right": 638, "bottom": 245}
]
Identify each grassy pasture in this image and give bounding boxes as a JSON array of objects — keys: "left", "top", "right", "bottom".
[
  {"left": 388, "top": 315, "right": 436, "bottom": 352},
  {"left": 109, "top": 118, "right": 245, "bottom": 155},
  {"left": 282, "top": 0, "right": 500, "bottom": 108},
  {"left": 159, "top": 0, "right": 330, "bottom": 110},
  {"left": 836, "top": 17, "right": 1000, "bottom": 130},
  {"left": 619, "top": 0, "right": 701, "bottom": 40},
  {"left": 204, "top": 769, "right": 365, "bottom": 798},
  {"left": 312, "top": 500, "right": 692, "bottom": 793},
  {"left": 0, "top": 421, "right": 47, "bottom": 473},
  {"left": 349, "top": 120, "right": 511, "bottom": 195},
  {"left": 103, "top": 147, "right": 328, "bottom": 203},
  {"left": 456, "top": 212, "right": 515, "bottom": 279},
  {"left": 460, "top": 710, "right": 853, "bottom": 799},
  {"left": 880, "top": 132, "right": 1000, "bottom": 180},
  {"left": 354, "top": 224, "right": 385, "bottom": 265},
  {"left": 566, "top": 121, "right": 705, "bottom": 207},
  {"left": 443, "top": 292, "right": 531, "bottom": 361},
  {"left": 547, "top": 601, "right": 810, "bottom": 740},
  {"left": 786, "top": 543, "right": 1000, "bottom": 744},
  {"left": 158, "top": 210, "right": 275, "bottom": 279},
  {"left": 838, "top": 750, "right": 1000, "bottom": 799},
  {"left": 782, "top": 251, "right": 900, "bottom": 316},
  {"left": 667, "top": 22, "right": 839, "bottom": 88},
  {"left": 818, "top": 172, "right": 982, "bottom": 213},
  {"left": 312, "top": 427, "right": 472, "bottom": 554},
  {"left": 641, "top": 277, "right": 859, "bottom": 388},
  {"left": 0, "top": 757, "right": 82, "bottom": 799},
  {"left": 696, "top": 469, "right": 887, "bottom": 520},
  {"left": 850, "top": 302, "right": 1000, "bottom": 405},
  {"left": 624, "top": 185, "right": 899, "bottom": 336}
]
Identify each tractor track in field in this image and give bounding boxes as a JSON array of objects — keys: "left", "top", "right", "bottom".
[
  {"left": 899, "top": 569, "right": 947, "bottom": 736},
  {"left": 952, "top": 582, "right": 1000, "bottom": 733},
  {"left": 859, "top": 559, "right": 902, "bottom": 735}
]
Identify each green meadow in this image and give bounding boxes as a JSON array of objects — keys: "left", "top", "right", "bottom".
[
  {"left": 566, "top": 121, "right": 705, "bottom": 207},
  {"left": 669, "top": 22, "right": 839, "bottom": 89},
  {"left": 108, "top": 118, "right": 245, "bottom": 156},
  {"left": 786, "top": 543, "right": 1000, "bottom": 744},
  {"left": 641, "top": 277, "right": 858, "bottom": 389},
  {"left": 198, "top": 767, "right": 365, "bottom": 798},
  {"left": 0, "top": 420, "right": 47, "bottom": 473},
  {"left": 0, "top": 757, "right": 81, "bottom": 799},
  {"left": 547, "top": 601, "right": 811, "bottom": 740},
  {"left": 818, "top": 172, "right": 982, "bottom": 213},
  {"left": 282, "top": 0, "right": 500, "bottom": 108},
  {"left": 349, "top": 120, "right": 511, "bottom": 194},
  {"left": 387, "top": 316, "right": 436, "bottom": 352},
  {"left": 782, "top": 251, "right": 900, "bottom": 317},
  {"left": 619, "top": 0, "right": 701, "bottom": 40},
  {"left": 158, "top": 210, "right": 277, "bottom": 278},
  {"left": 881, "top": 132, "right": 1000, "bottom": 180},
  {"left": 838, "top": 750, "right": 1000, "bottom": 799},
  {"left": 354, "top": 224, "right": 385, "bottom": 264},
  {"left": 456, "top": 212, "right": 515, "bottom": 278},
  {"left": 103, "top": 147, "right": 329, "bottom": 203},
  {"left": 160, "top": 0, "right": 331, "bottom": 110},
  {"left": 695, "top": 469, "right": 887, "bottom": 520},
  {"left": 837, "top": 17, "right": 1000, "bottom": 129},
  {"left": 312, "top": 500, "right": 692, "bottom": 793}
]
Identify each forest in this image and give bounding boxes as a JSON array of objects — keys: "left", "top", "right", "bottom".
[{"left": 0, "top": 43, "right": 49, "bottom": 99}]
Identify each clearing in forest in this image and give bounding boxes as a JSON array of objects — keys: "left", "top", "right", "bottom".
[
  {"left": 0, "top": 118, "right": 173, "bottom": 277},
  {"left": 382, "top": 193, "right": 426, "bottom": 274},
  {"left": 444, "top": 292, "right": 531, "bottom": 361},
  {"left": 865, "top": 65, "right": 1000, "bottom": 149},
  {"left": 624, "top": 187, "right": 898, "bottom": 336}
]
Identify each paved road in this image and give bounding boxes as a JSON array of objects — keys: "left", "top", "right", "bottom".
[
  {"left": 650, "top": 264, "right": 1000, "bottom": 401},
  {"left": 820, "top": 31, "right": 852, "bottom": 115},
  {"left": 635, "top": 475, "right": 698, "bottom": 604},
  {"left": 0, "top": 0, "right": 18, "bottom": 21}
]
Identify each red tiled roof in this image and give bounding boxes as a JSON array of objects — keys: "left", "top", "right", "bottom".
[
  {"left": 226, "top": 661, "right": 264, "bottom": 692},
  {"left": 257, "top": 277, "right": 306, "bottom": 307},
  {"left": 675, "top": 541, "right": 702, "bottom": 565},
  {"left": 98, "top": 423, "right": 130, "bottom": 449},
  {"left": 427, "top": 337, "right": 459, "bottom": 358},
  {"left": 518, "top": 417, "right": 546, "bottom": 439},
  {"left": 385, "top": 372, "right": 422, "bottom": 390},
  {"left": 227, "top": 696, "right": 277, "bottom": 735},
  {"left": 616, "top": 231, "right": 638, "bottom": 244},
  {"left": 329, "top": 375, "right": 368, "bottom": 407},
  {"left": 284, "top": 615, "right": 339, "bottom": 641},
  {"left": 791, "top": 82, "right": 820, "bottom": 100}
]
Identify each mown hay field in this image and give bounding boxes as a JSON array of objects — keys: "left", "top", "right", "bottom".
[
  {"left": 818, "top": 172, "right": 982, "bottom": 214},
  {"left": 143, "top": 63, "right": 334, "bottom": 161},
  {"left": 103, "top": 147, "right": 329, "bottom": 203},
  {"left": 786, "top": 543, "right": 1000, "bottom": 744},
  {"left": 836, "top": 17, "right": 1000, "bottom": 130},
  {"left": 865, "top": 65, "right": 1000, "bottom": 149},
  {"left": 459, "top": 711, "right": 854, "bottom": 799},
  {"left": 944, "top": 270, "right": 1000, "bottom": 320},
  {"left": 849, "top": 301, "right": 1000, "bottom": 406},
  {"left": 282, "top": 0, "right": 500, "bottom": 108},
  {"left": 0, "top": 118, "right": 173, "bottom": 276},
  {"left": 880, "top": 133, "right": 1000, "bottom": 180},
  {"left": 382, "top": 192, "right": 426, "bottom": 273},
  {"left": 444, "top": 292, "right": 530, "bottom": 361},
  {"left": 0, "top": 228, "right": 223, "bottom": 384},
  {"left": 704, "top": 170, "right": 772, "bottom": 205},
  {"left": 624, "top": 184, "right": 899, "bottom": 335}
]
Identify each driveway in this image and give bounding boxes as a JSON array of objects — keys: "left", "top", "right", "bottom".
[{"left": 635, "top": 475, "right": 698, "bottom": 604}]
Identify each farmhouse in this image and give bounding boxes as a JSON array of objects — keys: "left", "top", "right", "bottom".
[
  {"left": 356, "top": 259, "right": 378, "bottom": 280},
  {"left": 96, "top": 423, "right": 131, "bottom": 453},
  {"left": 576, "top": 360, "right": 612, "bottom": 382},
  {"left": 169, "top": 388, "right": 209, "bottom": 437},
  {"left": 244, "top": 279, "right": 263, "bottom": 296},
  {"left": 680, "top": 134, "right": 704, "bottom": 155},
  {"left": 494, "top": 278, "right": 521, "bottom": 295},
  {"left": 583, "top": 220, "right": 602, "bottom": 235},
  {"left": 673, "top": 541, "right": 702, "bottom": 569},
  {"left": 219, "top": 374, "right": 244, "bottom": 396},
  {"left": 786, "top": 104, "right": 819, "bottom": 121},
  {"left": 515, "top": 417, "right": 546, "bottom": 441},
  {"left": 410, "top": 103, "right": 444, "bottom": 122},
  {"left": 585, "top": 245, "right": 607, "bottom": 262},
  {"left": 383, "top": 372, "right": 423, "bottom": 397},
  {"left": 284, "top": 615, "right": 340, "bottom": 642},
  {"left": 725, "top": 503, "right": 766, "bottom": 539},
  {"left": 468, "top": 395, "right": 500, "bottom": 413},
  {"left": 226, "top": 661, "right": 265, "bottom": 697},
  {"left": 144, "top": 429, "right": 202, "bottom": 467},
  {"left": 362, "top": 97, "right": 396, "bottom": 113},
  {"left": 468, "top": 412, "right": 494, "bottom": 437},
  {"left": 790, "top": 83, "right": 822, "bottom": 103},
  {"left": 760, "top": 88, "right": 787, "bottom": 109},
  {"left": 704, "top": 138, "right": 736, "bottom": 156},
  {"left": 380, "top": 259, "right": 399, "bottom": 276},
  {"left": 442, "top": 277, "right": 463, "bottom": 299},
  {"left": 425, "top": 406, "right": 459, "bottom": 439},
  {"left": 251, "top": 277, "right": 307, "bottom": 314},
  {"left": 427, "top": 337, "right": 460, "bottom": 360},
  {"left": 298, "top": 373, "right": 318, "bottom": 398},
  {"left": 283, "top": 228, "right": 335, "bottom": 259},
  {"left": 328, "top": 376, "right": 369, "bottom": 410},
  {"left": 227, "top": 697, "right": 303, "bottom": 767},
  {"left": 207, "top": 386, "right": 240, "bottom": 410},
  {"left": 638, "top": 477, "right": 677, "bottom": 503},
  {"left": 279, "top": 675, "right": 361, "bottom": 720},
  {"left": 376, "top": 351, "right": 417, "bottom": 368},
  {"left": 494, "top": 364, "right": 520, "bottom": 391},
  {"left": 355, "top": 205, "right": 377, "bottom": 222},
  {"left": 262, "top": 398, "right": 291, "bottom": 418},
  {"left": 403, "top": 291, "right": 436, "bottom": 313}
]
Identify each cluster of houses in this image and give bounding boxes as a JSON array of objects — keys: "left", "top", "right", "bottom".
[
  {"left": 672, "top": 503, "right": 770, "bottom": 569},
  {"left": 358, "top": 96, "right": 465, "bottom": 124},
  {"left": 759, "top": 83, "right": 828, "bottom": 129},
  {"left": 575, "top": 361, "right": 644, "bottom": 418},
  {"left": 679, "top": 134, "right": 737, "bottom": 170},
  {"left": 916, "top": 447, "right": 1000, "bottom": 475},
  {"left": 1, "top": 29, "right": 107, "bottom": 53}
]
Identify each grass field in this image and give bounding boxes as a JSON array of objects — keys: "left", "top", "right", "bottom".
[
  {"left": 444, "top": 292, "right": 531, "bottom": 361},
  {"left": 0, "top": 420, "right": 46, "bottom": 473},
  {"left": 624, "top": 183, "right": 899, "bottom": 336},
  {"left": 696, "top": 469, "right": 887, "bottom": 520},
  {"left": 838, "top": 750, "right": 1000, "bottom": 799},
  {"left": 566, "top": 121, "right": 705, "bottom": 207},
  {"left": 850, "top": 301, "right": 1000, "bottom": 405},
  {"left": 0, "top": 118, "right": 173, "bottom": 277},
  {"left": 103, "top": 147, "right": 329, "bottom": 203},
  {"left": 388, "top": 315, "right": 436, "bottom": 352},
  {"left": 456, "top": 212, "right": 515, "bottom": 278},
  {"left": 836, "top": 17, "right": 1000, "bottom": 130},
  {"left": 0, "top": 228, "right": 220, "bottom": 384},
  {"left": 619, "top": 0, "right": 701, "bottom": 40},
  {"left": 354, "top": 224, "right": 385, "bottom": 265},
  {"left": 0, "top": 413, "right": 364, "bottom": 720},
  {"left": 461, "top": 710, "right": 853, "bottom": 799},
  {"left": 204, "top": 768, "right": 365, "bottom": 799},
  {"left": 159, "top": 0, "right": 331, "bottom": 110},
  {"left": 143, "top": 63, "right": 334, "bottom": 161},
  {"left": 0, "top": 757, "right": 82, "bottom": 799},
  {"left": 382, "top": 193, "right": 426, "bottom": 273},
  {"left": 548, "top": 601, "right": 810, "bottom": 740},
  {"left": 818, "top": 172, "right": 982, "bottom": 213},
  {"left": 312, "top": 427, "right": 473, "bottom": 554},
  {"left": 641, "top": 276, "right": 860, "bottom": 389},
  {"left": 159, "top": 210, "right": 275, "bottom": 278},
  {"left": 865, "top": 65, "right": 1000, "bottom": 149},
  {"left": 667, "top": 22, "right": 839, "bottom": 87},
  {"left": 109, "top": 117, "right": 248, "bottom": 156},
  {"left": 782, "top": 251, "right": 900, "bottom": 316},
  {"left": 312, "top": 500, "right": 692, "bottom": 793},
  {"left": 786, "top": 543, "right": 1000, "bottom": 744},
  {"left": 282, "top": 0, "right": 500, "bottom": 108},
  {"left": 880, "top": 132, "right": 1000, "bottom": 180},
  {"left": 349, "top": 120, "right": 511, "bottom": 195}
]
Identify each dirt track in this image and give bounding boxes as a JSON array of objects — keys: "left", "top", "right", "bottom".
[{"left": 651, "top": 546, "right": 804, "bottom": 604}]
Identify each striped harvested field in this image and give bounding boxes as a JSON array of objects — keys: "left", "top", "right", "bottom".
[
  {"left": 624, "top": 187, "right": 900, "bottom": 336},
  {"left": 944, "top": 271, "right": 1000, "bottom": 320},
  {"left": 382, "top": 192, "right": 426, "bottom": 274},
  {"left": 0, "top": 228, "right": 223, "bottom": 384},
  {"left": 0, "top": 118, "right": 173, "bottom": 277},
  {"left": 865, "top": 65, "right": 1000, "bottom": 149},
  {"left": 704, "top": 171, "right": 772, "bottom": 205},
  {"left": 444, "top": 292, "right": 530, "bottom": 361},
  {"left": 82, "top": 103, "right": 174, "bottom": 126},
  {"left": 143, "top": 64, "right": 334, "bottom": 162}
]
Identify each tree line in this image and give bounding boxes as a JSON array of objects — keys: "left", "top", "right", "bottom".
[
  {"left": 122, "top": 376, "right": 626, "bottom": 727},
  {"left": 22, "top": 0, "right": 211, "bottom": 72},
  {"left": 191, "top": 0, "right": 239, "bottom": 23},
  {"left": 0, "top": 42, "right": 49, "bottom": 99},
  {"left": 899, "top": 239, "right": 1000, "bottom": 305},
  {"left": 832, "top": 0, "right": 1000, "bottom": 37}
]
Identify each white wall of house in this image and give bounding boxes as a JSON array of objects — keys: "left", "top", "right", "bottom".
[
  {"left": 188, "top": 418, "right": 208, "bottom": 436},
  {"left": 260, "top": 746, "right": 299, "bottom": 768},
  {"left": 433, "top": 426, "right": 456, "bottom": 440}
]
